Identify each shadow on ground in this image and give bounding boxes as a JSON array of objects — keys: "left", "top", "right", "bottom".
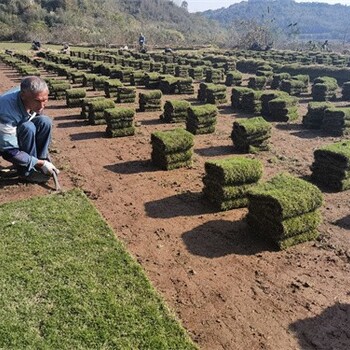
[
  {"left": 145, "top": 191, "right": 215, "bottom": 218},
  {"left": 182, "top": 219, "right": 274, "bottom": 257},
  {"left": 105, "top": 159, "right": 155, "bottom": 174},
  {"left": 289, "top": 303, "right": 350, "bottom": 350},
  {"left": 195, "top": 145, "right": 236, "bottom": 157},
  {"left": 70, "top": 131, "right": 106, "bottom": 141}
]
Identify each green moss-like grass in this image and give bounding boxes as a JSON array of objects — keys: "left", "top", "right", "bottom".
[
  {"left": 151, "top": 128, "right": 194, "bottom": 153},
  {"left": 248, "top": 173, "right": 323, "bottom": 220},
  {"left": 0, "top": 190, "right": 196, "bottom": 349}
]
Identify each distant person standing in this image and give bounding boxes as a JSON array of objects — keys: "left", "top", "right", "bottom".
[{"left": 139, "top": 33, "right": 146, "bottom": 50}]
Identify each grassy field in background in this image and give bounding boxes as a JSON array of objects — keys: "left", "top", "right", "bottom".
[{"left": 0, "top": 189, "right": 196, "bottom": 349}]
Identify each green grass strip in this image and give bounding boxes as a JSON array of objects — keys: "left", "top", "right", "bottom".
[{"left": 0, "top": 190, "right": 196, "bottom": 349}]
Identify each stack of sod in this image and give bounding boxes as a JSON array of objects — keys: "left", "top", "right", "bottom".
[
  {"left": 231, "top": 87, "right": 254, "bottom": 110},
  {"left": 88, "top": 99, "right": 116, "bottom": 125},
  {"left": 140, "top": 60, "right": 151, "bottom": 71},
  {"left": 256, "top": 64, "right": 273, "bottom": 78},
  {"left": 83, "top": 73, "right": 98, "bottom": 88},
  {"left": 65, "top": 88, "right": 86, "bottom": 108},
  {"left": 71, "top": 70, "right": 85, "bottom": 84},
  {"left": 111, "top": 68, "right": 133, "bottom": 84},
  {"left": 197, "top": 82, "right": 214, "bottom": 102},
  {"left": 161, "top": 100, "right": 190, "bottom": 123},
  {"left": 302, "top": 102, "right": 333, "bottom": 129},
  {"left": 271, "top": 73, "right": 291, "bottom": 89},
  {"left": 293, "top": 74, "right": 310, "bottom": 90},
  {"left": 139, "top": 90, "right": 162, "bottom": 112},
  {"left": 260, "top": 90, "right": 287, "bottom": 119},
  {"left": 311, "top": 140, "right": 350, "bottom": 191},
  {"left": 177, "top": 78, "right": 194, "bottom": 95},
  {"left": 268, "top": 96, "right": 299, "bottom": 122},
  {"left": 50, "top": 82, "right": 71, "bottom": 100},
  {"left": 280, "top": 79, "right": 306, "bottom": 96},
  {"left": 203, "top": 157, "right": 263, "bottom": 211},
  {"left": 93, "top": 76, "right": 109, "bottom": 91},
  {"left": 248, "top": 76, "right": 267, "bottom": 90},
  {"left": 130, "top": 71, "right": 145, "bottom": 86},
  {"left": 247, "top": 173, "right": 323, "bottom": 250},
  {"left": 80, "top": 97, "right": 106, "bottom": 119},
  {"left": 205, "top": 84, "right": 227, "bottom": 105},
  {"left": 225, "top": 71, "right": 243, "bottom": 86},
  {"left": 186, "top": 104, "right": 218, "bottom": 135},
  {"left": 159, "top": 76, "right": 179, "bottom": 94},
  {"left": 341, "top": 82, "right": 350, "bottom": 101},
  {"left": 322, "top": 107, "right": 350, "bottom": 136},
  {"left": 205, "top": 68, "right": 224, "bottom": 84},
  {"left": 104, "top": 79, "right": 123, "bottom": 98},
  {"left": 312, "top": 76, "right": 338, "bottom": 101},
  {"left": 189, "top": 67, "right": 204, "bottom": 81},
  {"left": 117, "top": 86, "right": 136, "bottom": 103},
  {"left": 151, "top": 61, "right": 163, "bottom": 72},
  {"left": 144, "top": 73, "right": 161, "bottom": 89},
  {"left": 104, "top": 107, "right": 135, "bottom": 138},
  {"left": 151, "top": 128, "right": 194, "bottom": 170},
  {"left": 231, "top": 117, "right": 272, "bottom": 152},
  {"left": 163, "top": 63, "right": 176, "bottom": 75},
  {"left": 175, "top": 65, "right": 190, "bottom": 78},
  {"left": 241, "top": 90, "right": 263, "bottom": 115}
]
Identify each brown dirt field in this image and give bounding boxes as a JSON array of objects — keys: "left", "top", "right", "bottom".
[{"left": 0, "top": 62, "right": 349, "bottom": 350}]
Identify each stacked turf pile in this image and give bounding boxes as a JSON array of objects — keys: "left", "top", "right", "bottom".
[
  {"left": 231, "top": 117, "right": 272, "bottom": 152},
  {"left": 104, "top": 79, "right": 123, "bottom": 98},
  {"left": 312, "top": 76, "right": 338, "bottom": 101},
  {"left": 159, "top": 76, "right": 179, "bottom": 94},
  {"left": 161, "top": 100, "right": 190, "bottom": 123},
  {"left": 163, "top": 63, "right": 176, "bottom": 75},
  {"left": 205, "top": 68, "right": 224, "bottom": 84},
  {"left": 206, "top": 84, "right": 227, "bottom": 104},
  {"left": 247, "top": 173, "right": 323, "bottom": 250},
  {"left": 280, "top": 79, "right": 307, "bottom": 96},
  {"left": 322, "top": 107, "right": 350, "bottom": 136},
  {"left": 144, "top": 73, "right": 161, "bottom": 89},
  {"left": 302, "top": 101, "right": 333, "bottom": 129},
  {"left": 311, "top": 140, "right": 350, "bottom": 191},
  {"left": 130, "top": 71, "right": 145, "bottom": 86},
  {"left": 151, "top": 61, "right": 163, "bottom": 72},
  {"left": 88, "top": 99, "right": 115, "bottom": 125},
  {"left": 260, "top": 90, "right": 287, "bottom": 119},
  {"left": 241, "top": 90, "right": 262, "bottom": 115},
  {"left": 65, "top": 88, "right": 86, "bottom": 108},
  {"left": 93, "top": 76, "right": 109, "bottom": 91},
  {"left": 186, "top": 104, "right": 218, "bottom": 135},
  {"left": 177, "top": 78, "right": 194, "bottom": 95},
  {"left": 231, "top": 87, "right": 254, "bottom": 110},
  {"left": 82, "top": 73, "right": 98, "bottom": 88},
  {"left": 197, "top": 83, "right": 214, "bottom": 102},
  {"left": 104, "top": 107, "right": 135, "bottom": 138},
  {"left": 271, "top": 73, "right": 291, "bottom": 89},
  {"left": 341, "top": 82, "right": 350, "bottom": 101},
  {"left": 175, "top": 65, "right": 190, "bottom": 78},
  {"left": 71, "top": 71, "right": 85, "bottom": 84},
  {"left": 139, "top": 90, "right": 162, "bottom": 112},
  {"left": 248, "top": 76, "right": 267, "bottom": 90},
  {"left": 50, "top": 82, "right": 71, "bottom": 100},
  {"left": 151, "top": 128, "right": 194, "bottom": 170},
  {"left": 189, "top": 67, "right": 204, "bottom": 81},
  {"left": 117, "top": 86, "right": 136, "bottom": 103},
  {"left": 225, "top": 71, "right": 243, "bottom": 86},
  {"left": 203, "top": 157, "right": 263, "bottom": 211},
  {"left": 268, "top": 96, "right": 299, "bottom": 122},
  {"left": 80, "top": 97, "right": 106, "bottom": 119}
]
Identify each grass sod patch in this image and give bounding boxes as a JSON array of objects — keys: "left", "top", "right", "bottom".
[
  {"left": 247, "top": 173, "right": 323, "bottom": 220},
  {"left": 0, "top": 190, "right": 196, "bottom": 349}
]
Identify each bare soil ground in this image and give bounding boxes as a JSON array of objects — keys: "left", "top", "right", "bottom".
[{"left": 0, "top": 63, "right": 349, "bottom": 350}]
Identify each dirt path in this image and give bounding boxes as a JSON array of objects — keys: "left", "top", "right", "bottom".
[{"left": 0, "top": 63, "right": 349, "bottom": 350}]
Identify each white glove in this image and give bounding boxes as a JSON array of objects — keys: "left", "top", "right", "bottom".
[{"left": 41, "top": 160, "right": 60, "bottom": 175}]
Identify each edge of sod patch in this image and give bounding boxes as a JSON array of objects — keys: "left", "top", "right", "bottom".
[{"left": 0, "top": 189, "right": 197, "bottom": 349}]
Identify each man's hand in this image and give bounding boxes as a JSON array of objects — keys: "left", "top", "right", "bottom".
[{"left": 41, "top": 160, "right": 60, "bottom": 175}]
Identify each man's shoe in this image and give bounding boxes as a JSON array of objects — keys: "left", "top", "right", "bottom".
[
  {"left": 0, "top": 166, "right": 19, "bottom": 179},
  {"left": 23, "top": 171, "right": 51, "bottom": 184}
]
